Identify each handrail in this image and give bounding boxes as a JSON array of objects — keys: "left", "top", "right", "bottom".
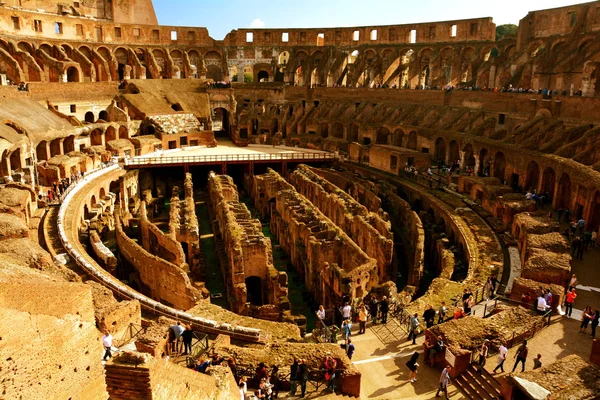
[
  {"left": 56, "top": 165, "right": 266, "bottom": 343},
  {"left": 124, "top": 151, "right": 338, "bottom": 166}
]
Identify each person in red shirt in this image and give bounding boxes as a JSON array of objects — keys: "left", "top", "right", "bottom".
[{"left": 565, "top": 288, "right": 577, "bottom": 318}]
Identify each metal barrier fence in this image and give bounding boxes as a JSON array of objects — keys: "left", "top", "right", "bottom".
[{"left": 125, "top": 151, "right": 338, "bottom": 166}]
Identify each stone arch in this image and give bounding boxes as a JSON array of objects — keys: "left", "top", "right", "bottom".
[
  {"left": 434, "top": 137, "right": 446, "bottom": 163},
  {"left": 84, "top": 112, "right": 95, "bottom": 123},
  {"left": 392, "top": 129, "right": 404, "bottom": 147},
  {"left": 119, "top": 125, "right": 129, "bottom": 139},
  {"left": 524, "top": 161, "right": 540, "bottom": 191},
  {"left": 448, "top": 140, "right": 459, "bottom": 164},
  {"left": 479, "top": 148, "right": 489, "bottom": 175},
  {"left": 64, "top": 135, "right": 75, "bottom": 153},
  {"left": 170, "top": 49, "right": 184, "bottom": 78},
  {"left": 348, "top": 123, "right": 359, "bottom": 142},
  {"left": 556, "top": 173, "right": 571, "bottom": 209},
  {"left": 493, "top": 151, "right": 505, "bottom": 180},
  {"left": 320, "top": 122, "right": 329, "bottom": 138},
  {"left": 98, "top": 110, "right": 109, "bottom": 122},
  {"left": 206, "top": 64, "right": 222, "bottom": 81},
  {"left": 463, "top": 144, "right": 475, "bottom": 169},
  {"left": 17, "top": 41, "right": 33, "bottom": 54},
  {"left": 105, "top": 126, "right": 117, "bottom": 142},
  {"left": 9, "top": 148, "right": 21, "bottom": 171},
  {"left": 99, "top": 187, "right": 106, "bottom": 200},
  {"left": 90, "top": 128, "right": 104, "bottom": 146},
  {"left": 66, "top": 66, "right": 80, "bottom": 82},
  {"left": 50, "top": 138, "right": 62, "bottom": 157},
  {"left": 257, "top": 70, "right": 269, "bottom": 82},
  {"left": 407, "top": 131, "right": 417, "bottom": 150},
  {"left": 36, "top": 141, "right": 49, "bottom": 161},
  {"left": 332, "top": 122, "right": 344, "bottom": 139},
  {"left": 376, "top": 127, "right": 390, "bottom": 144}
]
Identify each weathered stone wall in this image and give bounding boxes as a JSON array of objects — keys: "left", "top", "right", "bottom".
[
  {"left": 289, "top": 164, "right": 394, "bottom": 281},
  {"left": 310, "top": 167, "right": 382, "bottom": 212},
  {"left": 0, "top": 281, "right": 108, "bottom": 400},
  {"left": 87, "top": 281, "right": 141, "bottom": 341},
  {"left": 115, "top": 209, "right": 200, "bottom": 310},
  {"left": 509, "top": 277, "right": 565, "bottom": 311},
  {"left": 270, "top": 186, "right": 378, "bottom": 308},
  {"left": 251, "top": 168, "right": 295, "bottom": 218},
  {"left": 209, "top": 172, "right": 289, "bottom": 315},
  {"left": 139, "top": 201, "right": 187, "bottom": 268}
]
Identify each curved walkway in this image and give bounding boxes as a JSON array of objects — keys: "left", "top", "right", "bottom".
[{"left": 56, "top": 164, "right": 265, "bottom": 342}]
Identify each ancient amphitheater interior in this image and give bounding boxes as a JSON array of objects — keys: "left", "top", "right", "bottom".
[{"left": 1, "top": 0, "right": 600, "bottom": 399}]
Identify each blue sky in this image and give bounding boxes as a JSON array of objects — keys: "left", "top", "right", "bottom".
[{"left": 153, "top": 0, "right": 585, "bottom": 40}]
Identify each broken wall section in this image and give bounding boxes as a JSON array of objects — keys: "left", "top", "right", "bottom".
[
  {"left": 289, "top": 164, "right": 394, "bottom": 282},
  {"left": 208, "top": 172, "right": 290, "bottom": 318}
]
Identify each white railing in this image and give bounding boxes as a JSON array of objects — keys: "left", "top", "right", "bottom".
[{"left": 125, "top": 151, "right": 338, "bottom": 166}]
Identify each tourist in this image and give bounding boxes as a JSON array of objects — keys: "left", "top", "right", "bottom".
[
  {"left": 423, "top": 304, "right": 436, "bottom": 328},
  {"left": 533, "top": 354, "right": 542, "bottom": 370},
  {"left": 181, "top": 324, "right": 193, "bottom": 355},
  {"left": 342, "top": 319, "right": 352, "bottom": 343},
  {"left": 102, "top": 329, "right": 113, "bottom": 361},
  {"left": 324, "top": 354, "right": 337, "bottom": 391},
  {"left": 453, "top": 307, "right": 466, "bottom": 319},
  {"left": 298, "top": 359, "right": 308, "bottom": 398},
  {"left": 521, "top": 292, "right": 532, "bottom": 305},
  {"left": 584, "top": 230, "right": 593, "bottom": 250},
  {"left": 424, "top": 336, "right": 435, "bottom": 365},
  {"left": 408, "top": 313, "right": 420, "bottom": 345},
  {"left": 258, "top": 378, "right": 272, "bottom": 399},
  {"left": 493, "top": 342, "right": 508, "bottom": 373},
  {"left": 577, "top": 218, "right": 586, "bottom": 235},
  {"left": 536, "top": 293, "right": 549, "bottom": 314},
  {"left": 358, "top": 304, "right": 368, "bottom": 334},
  {"left": 195, "top": 357, "right": 211, "bottom": 373},
  {"left": 576, "top": 235, "right": 585, "bottom": 260},
  {"left": 435, "top": 365, "right": 451, "bottom": 399},
  {"left": 211, "top": 354, "right": 225, "bottom": 366},
  {"left": 544, "top": 289, "right": 553, "bottom": 309},
  {"left": 478, "top": 339, "right": 489, "bottom": 371},
  {"left": 437, "top": 301, "right": 447, "bottom": 324},
  {"left": 569, "top": 274, "right": 579, "bottom": 290},
  {"left": 565, "top": 288, "right": 577, "bottom": 318},
  {"left": 344, "top": 338, "right": 355, "bottom": 360},
  {"left": 270, "top": 365, "right": 280, "bottom": 398},
  {"left": 316, "top": 305, "right": 326, "bottom": 323},
  {"left": 239, "top": 376, "right": 247, "bottom": 400},
  {"left": 512, "top": 340, "right": 528, "bottom": 373},
  {"left": 464, "top": 295, "right": 474, "bottom": 315},
  {"left": 580, "top": 305, "right": 593, "bottom": 333},
  {"left": 255, "top": 362, "right": 269, "bottom": 382},
  {"left": 406, "top": 351, "right": 419, "bottom": 383},
  {"left": 168, "top": 321, "right": 184, "bottom": 353},
  {"left": 369, "top": 296, "right": 379, "bottom": 324},
  {"left": 289, "top": 359, "right": 299, "bottom": 396},
  {"left": 591, "top": 309, "right": 599, "bottom": 338},
  {"left": 564, "top": 208, "right": 571, "bottom": 223},
  {"left": 380, "top": 296, "right": 389, "bottom": 324},
  {"left": 591, "top": 230, "right": 598, "bottom": 247},
  {"left": 342, "top": 302, "right": 351, "bottom": 321},
  {"left": 430, "top": 337, "right": 444, "bottom": 367}
]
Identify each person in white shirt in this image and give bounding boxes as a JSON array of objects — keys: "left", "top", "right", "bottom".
[
  {"left": 435, "top": 365, "right": 451, "bottom": 398},
  {"left": 316, "top": 305, "right": 326, "bottom": 322},
  {"left": 493, "top": 343, "right": 508, "bottom": 373},
  {"left": 536, "top": 295, "right": 548, "bottom": 314},
  {"left": 342, "top": 303, "right": 351, "bottom": 320},
  {"left": 102, "top": 330, "right": 113, "bottom": 361}
]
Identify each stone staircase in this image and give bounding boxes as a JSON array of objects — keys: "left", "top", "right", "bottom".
[{"left": 453, "top": 364, "right": 501, "bottom": 400}]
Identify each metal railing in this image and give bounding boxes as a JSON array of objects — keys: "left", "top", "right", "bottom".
[
  {"left": 114, "top": 323, "right": 145, "bottom": 347},
  {"left": 125, "top": 151, "right": 338, "bottom": 166}
]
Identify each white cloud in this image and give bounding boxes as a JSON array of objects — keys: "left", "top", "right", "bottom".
[{"left": 249, "top": 18, "right": 265, "bottom": 28}]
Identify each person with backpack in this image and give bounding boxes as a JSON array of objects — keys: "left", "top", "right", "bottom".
[{"left": 408, "top": 313, "right": 420, "bottom": 345}]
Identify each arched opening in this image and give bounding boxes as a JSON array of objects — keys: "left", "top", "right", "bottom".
[
  {"left": 524, "top": 161, "right": 540, "bottom": 191},
  {"left": 332, "top": 122, "right": 344, "bottom": 139},
  {"left": 434, "top": 137, "right": 446, "bottom": 163},
  {"left": 589, "top": 191, "right": 600, "bottom": 231},
  {"left": 463, "top": 144, "right": 475, "bottom": 170},
  {"left": 493, "top": 152, "right": 505, "bottom": 180},
  {"left": 91, "top": 129, "right": 104, "bottom": 146},
  {"left": 257, "top": 70, "right": 269, "bottom": 82},
  {"left": 348, "top": 123, "right": 359, "bottom": 142},
  {"left": 36, "top": 141, "right": 49, "bottom": 161},
  {"left": 50, "top": 139, "right": 62, "bottom": 157},
  {"left": 556, "top": 173, "right": 571, "bottom": 209},
  {"left": 376, "top": 127, "right": 390, "bottom": 145},
  {"left": 66, "top": 67, "right": 80, "bottom": 82},
  {"left": 84, "top": 112, "right": 95, "bottom": 123},
  {"left": 407, "top": 131, "right": 417, "bottom": 150},
  {"left": 214, "top": 108, "right": 230, "bottom": 138},
  {"left": 541, "top": 167, "right": 555, "bottom": 200},
  {"left": 270, "top": 118, "right": 279, "bottom": 135},
  {"left": 206, "top": 65, "right": 222, "bottom": 81},
  {"left": 9, "top": 148, "right": 21, "bottom": 171},
  {"left": 245, "top": 276, "right": 263, "bottom": 306},
  {"left": 64, "top": 135, "right": 75, "bottom": 153},
  {"left": 119, "top": 126, "right": 129, "bottom": 139},
  {"left": 105, "top": 126, "right": 117, "bottom": 142},
  {"left": 320, "top": 122, "right": 329, "bottom": 138},
  {"left": 251, "top": 118, "right": 259, "bottom": 136},
  {"left": 448, "top": 140, "right": 459, "bottom": 165},
  {"left": 100, "top": 187, "right": 106, "bottom": 199},
  {"left": 98, "top": 110, "right": 109, "bottom": 122},
  {"left": 91, "top": 195, "right": 97, "bottom": 208},
  {"left": 392, "top": 129, "right": 404, "bottom": 147},
  {"left": 479, "top": 148, "right": 489, "bottom": 176}
]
